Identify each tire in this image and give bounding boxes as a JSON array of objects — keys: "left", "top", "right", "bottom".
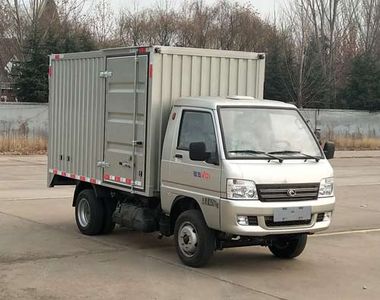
[
  {"left": 174, "top": 209, "right": 215, "bottom": 267},
  {"left": 102, "top": 198, "right": 117, "bottom": 234},
  {"left": 269, "top": 234, "right": 307, "bottom": 259},
  {"left": 75, "top": 189, "right": 104, "bottom": 235}
]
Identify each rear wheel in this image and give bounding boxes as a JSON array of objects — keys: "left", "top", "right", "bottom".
[
  {"left": 174, "top": 210, "right": 215, "bottom": 267},
  {"left": 75, "top": 189, "right": 104, "bottom": 235},
  {"left": 269, "top": 234, "right": 307, "bottom": 259}
]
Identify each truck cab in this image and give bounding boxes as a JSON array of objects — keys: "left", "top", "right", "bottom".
[{"left": 160, "top": 96, "right": 335, "bottom": 266}]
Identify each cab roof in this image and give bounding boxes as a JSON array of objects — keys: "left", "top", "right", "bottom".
[{"left": 175, "top": 96, "right": 297, "bottom": 110}]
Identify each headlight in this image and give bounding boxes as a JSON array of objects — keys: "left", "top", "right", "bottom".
[
  {"left": 319, "top": 177, "right": 334, "bottom": 197},
  {"left": 227, "top": 179, "right": 258, "bottom": 200}
]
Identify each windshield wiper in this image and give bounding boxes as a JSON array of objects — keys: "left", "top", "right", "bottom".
[
  {"left": 268, "top": 150, "right": 320, "bottom": 162},
  {"left": 228, "top": 150, "right": 283, "bottom": 163}
]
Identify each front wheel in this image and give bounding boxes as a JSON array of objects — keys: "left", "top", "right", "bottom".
[
  {"left": 269, "top": 234, "right": 307, "bottom": 259},
  {"left": 174, "top": 210, "right": 215, "bottom": 267}
]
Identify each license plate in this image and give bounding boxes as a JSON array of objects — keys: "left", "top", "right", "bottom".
[{"left": 273, "top": 206, "right": 311, "bottom": 222}]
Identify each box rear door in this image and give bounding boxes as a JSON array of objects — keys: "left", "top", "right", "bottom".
[{"left": 103, "top": 55, "right": 148, "bottom": 190}]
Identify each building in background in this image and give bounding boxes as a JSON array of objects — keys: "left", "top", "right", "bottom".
[{"left": 0, "top": 38, "right": 18, "bottom": 102}]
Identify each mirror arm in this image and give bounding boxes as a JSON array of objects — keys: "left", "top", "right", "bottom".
[{"left": 206, "top": 156, "right": 219, "bottom": 165}]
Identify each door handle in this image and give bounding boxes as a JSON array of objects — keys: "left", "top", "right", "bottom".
[
  {"left": 174, "top": 154, "right": 183, "bottom": 159},
  {"left": 97, "top": 161, "right": 110, "bottom": 168},
  {"left": 119, "top": 161, "right": 131, "bottom": 168}
]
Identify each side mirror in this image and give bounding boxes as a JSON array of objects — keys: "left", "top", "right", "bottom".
[
  {"left": 323, "top": 141, "right": 335, "bottom": 159},
  {"left": 189, "top": 142, "right": 209, "bottom": 161}
]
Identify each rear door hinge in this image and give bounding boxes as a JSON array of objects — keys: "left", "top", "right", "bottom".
[{"left": 99, "top": 71, "right": 112, "bottom": 78}]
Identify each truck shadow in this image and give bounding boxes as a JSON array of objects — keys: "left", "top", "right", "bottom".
[
  {"left": 95, "top": 228, "right": 313, "bottom": 272},
  {"left": 210, "top": 249, "right": 309, "bottom": 270},
  {"left": 97, "top": 227, "right": 174, "bottom": 250}
]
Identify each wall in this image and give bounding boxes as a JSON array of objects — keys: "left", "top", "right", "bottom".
[
  {"left": 0, "top": 103, "right": 379, "bottom": 138},
  {"left": 300, "top": 109, "right": 380, "bottom": 137},
  {"left": 0, "top": 103, "right": 48, "bottom": 138}
]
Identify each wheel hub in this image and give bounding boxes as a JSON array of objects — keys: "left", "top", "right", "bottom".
[
  {"left": 178, "top": 223, "right": 198, "bottom": 257},
  {"left": 77, "top": 197, "right": 90, "bottom": 227}
]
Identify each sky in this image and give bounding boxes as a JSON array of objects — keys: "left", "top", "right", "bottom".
[{"left": 109, "top": 0, "right": 288, "bottom": 19}]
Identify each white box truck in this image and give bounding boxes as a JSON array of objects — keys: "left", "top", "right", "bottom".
[{"left": 48, "top": 46, "right": 335, "bottom": 267}]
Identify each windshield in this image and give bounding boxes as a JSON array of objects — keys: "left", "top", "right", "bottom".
[{"left": 219, "top": 107, "right": 322, "bottom": 159}]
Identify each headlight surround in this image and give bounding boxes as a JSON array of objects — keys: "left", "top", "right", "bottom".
[
  {"left": 319, "top": 177, "right": 334, "bottom": 197},
  {"left": 227, "top": 179, "right": 258, "bottom": 200}
]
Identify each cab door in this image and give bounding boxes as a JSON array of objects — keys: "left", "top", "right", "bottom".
[{"left": 165, "top": 108, "right": 221, "bottom": 230}]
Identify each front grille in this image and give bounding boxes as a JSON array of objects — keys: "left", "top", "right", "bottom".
[
  {"left": 256, "top": 183, "right": 320, "bottom": 202},
  {"left": 265, "top": 216, "right": 311, "bottom": 227}
]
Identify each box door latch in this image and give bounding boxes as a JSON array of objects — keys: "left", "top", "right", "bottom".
[
  {"left": 132, "top": 140, "right": 143, "bottom": 146},
  {"left": 99, "top": 71, "right": 112, "bottom": 78}
]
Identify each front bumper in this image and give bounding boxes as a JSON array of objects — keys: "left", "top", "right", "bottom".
[{"left": 220, "top": 197, "right": 335, "bottom": 236}]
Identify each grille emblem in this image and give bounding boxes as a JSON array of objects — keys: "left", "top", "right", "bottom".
[{"left": 287, "top": 189, "right": 297, "bottom": 197}]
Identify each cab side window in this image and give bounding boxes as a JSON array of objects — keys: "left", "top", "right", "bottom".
[{"left": 177, "top": 111, "right": 217, "bottom": 154}]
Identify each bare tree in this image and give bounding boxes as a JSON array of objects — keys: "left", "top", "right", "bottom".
[
  {"left": 118, "top": 1, "right": 150, "bottom": 45},
  {"left": 281, "top": 1, "right": 320, "bottom": 107},
  {"left": 353, "top": 0, "right": 380, "bottom": 53},
  {"left": 176, "top": 0, "right": 216, "bottom": 47},
  {"left": 3, "top": 0, "right": 26, "bottom": 53},
  {"left": 89, "top": 0, "right": 116, "bottom": 47},
  {"left": 145, "top": 0, "right": 178, "bottom": 46},
  {"left": 0, "top": 1, "right": 14, "bottom": 38},
  {"left": 281, "top": 0, "right": 366, "bottom": 107}
]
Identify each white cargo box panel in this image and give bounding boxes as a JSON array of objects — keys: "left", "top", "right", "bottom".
[{"left": 48, "top": 46, "right": 265, "bottom": 197}]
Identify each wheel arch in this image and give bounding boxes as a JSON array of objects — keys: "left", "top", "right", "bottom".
[
  {"left": 169, "top": 196, "right": 203, "bottom": 234},
  {"left": 73, "top": 182, "right": 108, "bottom": 207}
]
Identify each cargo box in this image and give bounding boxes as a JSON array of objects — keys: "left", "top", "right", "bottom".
[{"left": 48, "top": 46, "right": 265, "bottom": 197}]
